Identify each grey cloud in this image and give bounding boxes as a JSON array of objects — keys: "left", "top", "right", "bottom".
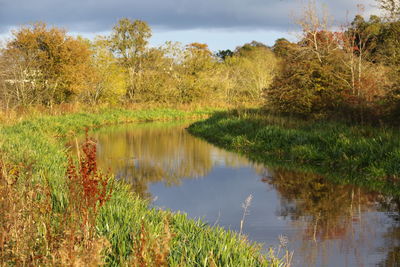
[{"left": 0, "top": 0, "right": 377, "bottom": 33}]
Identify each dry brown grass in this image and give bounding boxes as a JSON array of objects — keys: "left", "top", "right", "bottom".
[
  {"left": 129, "top": 219, "right": 173, "bottom": 267},
  {"left": 0, "top": 136, "right": 111, "bottom": 266}
]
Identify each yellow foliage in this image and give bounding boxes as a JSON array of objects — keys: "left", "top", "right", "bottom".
[
  {"left": 225, "top": 45, "right": 277, "bottom": 105},
  {"left": 84, "top": 37, "right": 127, "bottom": 104},
  {"left": 3, "top": 23, "right": 94, "bottom": 105}
]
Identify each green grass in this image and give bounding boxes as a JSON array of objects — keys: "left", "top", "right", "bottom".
[
  {"left": 0, "top": 107, "right": 280, "bottom": 266},
  {"left": 188, "top": 109, "right": 400, "bottom": 196}
]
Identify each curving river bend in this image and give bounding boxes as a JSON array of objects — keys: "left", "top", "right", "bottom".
[{"left": 87, "top": 121, "right": 400, "bottom": 267}]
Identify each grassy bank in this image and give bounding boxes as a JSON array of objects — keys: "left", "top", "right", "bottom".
[
  {"left": 188, "top": 110, "right": 400, "bottom": 196},
  {"left": 0, "top": 108, "right": 284, "bottom": 266}
]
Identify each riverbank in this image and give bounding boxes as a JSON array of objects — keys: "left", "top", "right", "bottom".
[
  {"left": 188, "top": 110, "right": 400, "bottom": 196},
  {"left": 0, "top": 108, "right": 285, "bottom": 266}
]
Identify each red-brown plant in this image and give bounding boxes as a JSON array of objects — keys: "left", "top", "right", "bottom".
[{"left": 67, "top": 132, "right": 113, "bottom": 226}]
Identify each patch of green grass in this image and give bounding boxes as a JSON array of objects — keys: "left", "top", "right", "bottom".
[
  {"left": 188, "top": 110, "right": 400, "bottom": 196},
  {"left": 0, "top": 107, "right": 282, "bottom": 266}
]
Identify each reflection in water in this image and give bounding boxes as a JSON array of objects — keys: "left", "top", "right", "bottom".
[
  {"left": 90, "top": 122, "right": 262, "bottom": 198},
  {"left": 264, "top": 170, "right": 384, "bottom": 266},
  {"left": 376, "top": 197, "right": 400, "bottom": 267},
  {"left": 87, "top": 122, "right": 400, "bottom": 267}
]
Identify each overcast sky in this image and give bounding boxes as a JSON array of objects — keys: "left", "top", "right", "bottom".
[{"left": 0, "top": 0, "right": 379, "bottom": 51}]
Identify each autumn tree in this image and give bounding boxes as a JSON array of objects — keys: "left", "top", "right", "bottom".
[
  {"left": 1, "top": 23, "right": 93, "bottom": 106},
  {"left": 346, "top": 7, "right": 400, "bottom": 119},
  {"left": 342, "top": 14, "right": 390, "bottom": 121},
  {"left": 82, "top": 37, "right": 127, "bottom": 104},
  {"left": 266, "top": 2, "right": 390, "bottom": 121},
  {"left": 265, "top": 2, "right": 347, "bottom": 116},
  {"left": 109, "top": 18, "right": 152, "bottom": 101},
  {"left": 225, "top": 41, "right": 277, "bottom": 105},
  {"left": 272, "top": 38, "right": 297, "bottom": 58},
  {"left": 296, "top": 0, "right": 336, "bottom": 63},
  {"left": 127, "top": 45, "right": 180, "bottom": 104},
  {"left": 267, "top": 39, "right": 348, "bottom": 116},
  {"left": 175, "top": 43, "right": 219, "bottom": 103},
  {"left": 372, "top": 19, "right": 400, "bottom": 118}
]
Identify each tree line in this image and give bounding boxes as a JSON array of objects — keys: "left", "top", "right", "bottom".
[
  {"left": 0, "top": 20, "right": 276, "bottom": 108},
  {"left": 265, "top": 0, "right": 400, "bottom": 123},
  {"left": 1, "top": 0, "right": 400, "bottom": 124}
]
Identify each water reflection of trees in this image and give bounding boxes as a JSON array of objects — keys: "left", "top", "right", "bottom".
[
  {"left": 376, "top": 196, "right": 400, "bottom": 267},
  {"left": 377, "top": 226, "right": 400, "bottom": 267},
  {"left": 92, "top": 123, "right": 254, "bottom": 197},
  {"left": 262, "top": 169, "right": 387, "bottom": 266}
]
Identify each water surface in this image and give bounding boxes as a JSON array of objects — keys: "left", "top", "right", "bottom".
[{"left": 89, "top": 122, "right": 400, "bottom": 267}]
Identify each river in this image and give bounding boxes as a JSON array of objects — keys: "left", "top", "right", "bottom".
[{"left": 87, "top": 121, "right": 400, "bottom": 267}]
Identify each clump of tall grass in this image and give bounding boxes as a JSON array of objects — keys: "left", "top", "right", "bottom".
[
  {"left": 240, "top": 194, "right": 253, "bottom": 236},
  {"left": 129, "top": 219, "right": 172, "bottom": 266},
  {"left": 267, "top": 235, "right": 293, "bottom": 267}
]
